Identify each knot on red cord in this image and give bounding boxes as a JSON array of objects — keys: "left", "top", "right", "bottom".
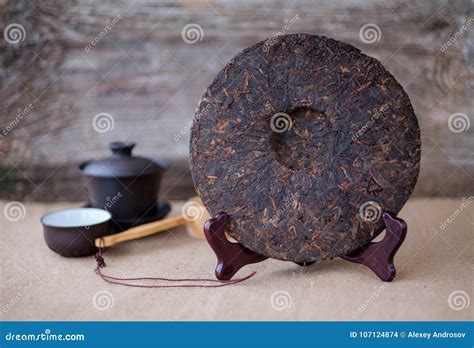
[{"left": 95, "top": 252, "right": 106, "bottom": 268}]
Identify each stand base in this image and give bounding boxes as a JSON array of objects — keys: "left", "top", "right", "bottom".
[
  {"left": 340, "top": 212, "right": 407, "bottom": 281},
  {"left": 204, "top": 212, "right": 268, "bottom": 280},
  {"left": 204, "top": 212, "right": 407, "bottom": 282}
]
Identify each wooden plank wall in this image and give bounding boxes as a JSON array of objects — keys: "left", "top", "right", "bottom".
[{"left": 0, "top": 0, "right": 472, "bottom": 201}]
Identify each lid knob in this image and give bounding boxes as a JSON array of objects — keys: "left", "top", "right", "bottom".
[{"left": 109, "top": 142, "right": 136, "bottom": 157}]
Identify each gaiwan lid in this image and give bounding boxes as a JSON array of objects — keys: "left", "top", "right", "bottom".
[{"left": 80, "top": 142, "right": 165, "bottom": 178}]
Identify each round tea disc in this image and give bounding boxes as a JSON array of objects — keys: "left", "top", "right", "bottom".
[{"left": 190, "top": 33, "right": 420, "bottom": 263}]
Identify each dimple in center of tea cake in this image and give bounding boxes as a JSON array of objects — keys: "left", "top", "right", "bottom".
[{"left": 269, "top": 106, "right": 342, "bottom": 174}]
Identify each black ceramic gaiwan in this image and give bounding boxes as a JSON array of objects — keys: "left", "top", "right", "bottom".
[{"left": 79, "top": 142, "right": 166, "bottom": 220}]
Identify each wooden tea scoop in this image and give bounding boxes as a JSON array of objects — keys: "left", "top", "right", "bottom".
[{"left": 95, "top": 196, "right": 210, "bottom": 248}]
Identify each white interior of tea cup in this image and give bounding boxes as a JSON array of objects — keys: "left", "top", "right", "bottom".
[{"left": 42, "top": 208, "right": 111, "bottom": 228}]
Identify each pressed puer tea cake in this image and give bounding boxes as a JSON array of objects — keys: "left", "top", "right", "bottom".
[{"left": 190, "top": 34, "right": 420, "bottom": 263}]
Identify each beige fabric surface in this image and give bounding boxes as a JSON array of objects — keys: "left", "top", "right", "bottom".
[{"left": 1, "top": 198, "right": 473, "bottom": 321}]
